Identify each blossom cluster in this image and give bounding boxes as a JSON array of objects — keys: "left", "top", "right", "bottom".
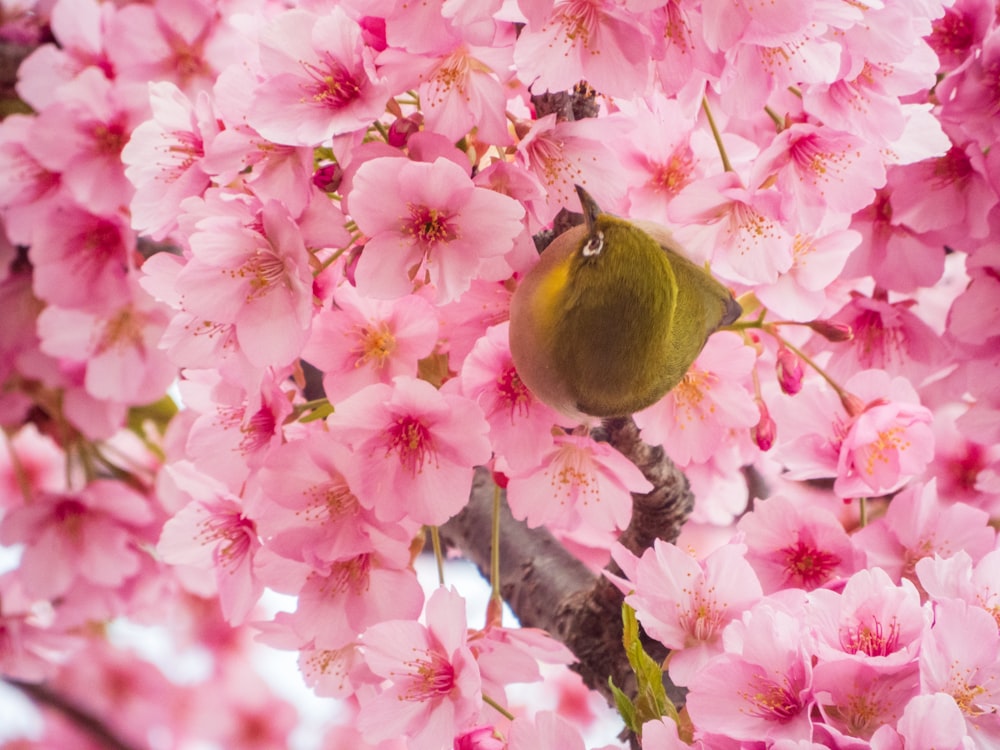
[{"left": 0, "top": 0, "right": 999, "bottom": 748}]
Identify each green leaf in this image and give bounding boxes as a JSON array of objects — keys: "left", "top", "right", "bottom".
[
  {"left": 621, "top": 603, "right": 681, "bottom": 727},
  {"left": 608, "top": 675, "right": 639, "bottom": 734},
  {"left": 299, "top": 402, "right": 334, "bottom": 423}
]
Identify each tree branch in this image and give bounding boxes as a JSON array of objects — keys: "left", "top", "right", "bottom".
[{"left": 5, "top": 678, "right": 145, "bottom": 750}]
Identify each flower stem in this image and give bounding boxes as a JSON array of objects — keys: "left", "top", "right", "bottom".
[
  {"left": 482, "top": 692, "right": 515, "bottom": 721},
  {"left": 430, "top": 525, "right": 446, "bottom": 585},
  {"left": 764, "top": 105, "right": 784, "bottom": 129},
  {"left": 490, "top": 481, "right": 502, "bottom": 606},
  {"left": 858, "top": 497, "right": 868, "bottom": 528},
  {"left": 701, "top": 96, "right": 733, "bottom": 173}
]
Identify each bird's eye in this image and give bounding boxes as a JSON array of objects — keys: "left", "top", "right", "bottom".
[{"left": 582, "top": 230, "right": 604, "bottom": 257}]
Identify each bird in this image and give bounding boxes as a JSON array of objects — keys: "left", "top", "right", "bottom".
[{"left": 509, "top": 185, "right": 742, "bottom": 420}]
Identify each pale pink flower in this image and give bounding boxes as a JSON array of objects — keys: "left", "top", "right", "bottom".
[
  {"left": 889, "top": 693, "right": 973, "bottom": 750},
  {"left": 649, "top": 2, "right": 722, "bottom": 99},
  {"left": 778, "top": 370, "right": 934, "bottom": 499},
  {"left": 750, "top": 123, "right": 886, "bottom": 233},
  {"left": 0, "top": 424, "right": 67, "bottom": 507},
  {"left": 890, "top": 143, "right": 997, "bottom": 240},
  {"left": 808, "top": 567, "right": 928, "bottom": 666},
  {"left": 505, "top": 433, "right": 652, "bottom": 533},
  {"left": 14, "top": 0, "right": 114, "bottom": 110},
  {"left": 844, "top": 188, "right": 946, "bottom": 293},
  {"left": 326, "top": 376, "right": 493, "bottom": 526},
  {"left": 700, "top": 0, "right": 813, "bottom": 53},
  {"left": 668, "top": 171, "right": 794, "bottom": 284},
  {"left": 177, "top": 198, "right": 315, "bottom": 369},
  {"left": 25, "top": 67, "right": 145, "bottom": 219},
  {"left": 36, "top": 282, "right": 175, "bottom": 406},
  {"left": 437, "top": 278, "right": 515, "bottom": 364},
  {"left": 282, "top": 554, "right": 425, "bottom": 651},
  {"left": 639, "top": 718, "right": 689, "bottom": 750},
  {"left": 919, "top": 599, "right": 1000, "bottom": 743},
  {"left": 359, "top": 587, "right": 483, "bottom": 750},
  {"left": 610, "top": 540, "right": 763, "bottom": 687},
  {"left": 458, "top": 322, "right": 561, "bottom": 472},
  {"left": 615, "top": 96, "right": 702, "bottom": 226},
  {"left": 0, "top": 575, "right": 79, "bottom": 682},
  {"left": 917, "top": 549, "right": 1000, "bottom": 628},
  {"left": 739, "top": 493, "right": 858, "bottom": 594},
  {"left": 634, "top": 331, "right": 759, "bottom": 466},
  {"left": 834, "top": 379, "right": 935, "bottom": 499},
  {"left": 249, "top": 8, "right": 391, "bottom": 146},
  {"left": 469, "top": 622, "right": 574, "bottom": 703},
  {"left": 0, "top": 480, "right": 155, "bottom": 600},
  {"left": 821, "top": 291, "right": 948, "bottom": 383},
  {"left": 717, "top": 30, "right": 842, "bottom": 119},
  {"left": 508, "top": 710, "right": 589, "bottom": 750},
  {"left": 122, "top": 80, "right": 219, "bottom": 240},
  {"left": 852, "top": 480, "right": 996, "bottom": 585},
  {"left": 513, "top": 0, "right": 654, "bottom": 98},
  {"left": 105, "top": 0, "right": 247, "bottom": 96},
  {"left": 206, "top": 64, "right": 318, "bottom": 217},
  {"left": 28, "top": 205, "right": 133, "bottom": 311},
  {"left": 379, "top": 42, "right": 513, "bottom": 146},
  {"left": 182, "top": 373, "right": 293, "bottom": 490},
  {"left": 248, "top": 431, "right": 419, "bottom": 569},
  {"left": 813, "top": 659, "right": 920, "bottom": 742},
  {"left": 685, "top": 601, "right": 815, "bottom": 742},
  {"left": 803, "top": 45, "right": 942, "bottom": 147},
  {"left": 158, "top": 489, "right": 262, "bottom": 625},
  {"left": 302, "top": 283, "right": 439, "bottom": 403},
  {"left": 348, "top": 156, "right": 525, "bottom": 303},
  {"left": 754, "top": 225, "right": 861, "bottom": 322},
  {"left": 515, "top": 114, "right": 627, "bottom": 225},
  {"left": 0, "top": 114, "right": 62, "bottom": 245},
  {"left": 937, "top": 26, "right": 1000, "bottom": 146}
]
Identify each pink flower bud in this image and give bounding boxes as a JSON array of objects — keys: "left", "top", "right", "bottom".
[
  {"left": 776, "top": 346, "right": 804, "bottom": 395},
  {"left": 312, "top": 163, "right": 343, "bottom": 193},
  {"left": 752, "top": 400, "right": 776, "bottom": 451},
  {"left": 388, "top": 113, "right": 423, "bottom": 148},
  {"left": 808, "top": 319, "right": 854, "bottom": 342},
  {"left": 455, "top": 726, "right": 506, "bottom": 750}
]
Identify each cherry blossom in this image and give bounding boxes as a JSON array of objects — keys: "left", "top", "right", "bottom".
[
  {"left": 610, "top": 539, "right": 763, "bottom": 686},
  {"left": 326, "top": 376, "right": 492, "bottom": 525},
  {"left": 348, "top": 155, "right": 526, "bottom": 302},
  {"left": 248, "top": 8, "right": 391, "bottom": 147},
  {"left": 358, "top": 586, "right": 483, "bottom": 750}
]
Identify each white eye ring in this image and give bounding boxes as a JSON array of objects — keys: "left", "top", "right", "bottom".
[{"left": 582, "top": 230, "right": 604, "bottom": 257}]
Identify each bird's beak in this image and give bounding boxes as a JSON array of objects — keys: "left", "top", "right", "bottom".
[{"left": 574, "top": 185, "right": 602, "bottom": 234}]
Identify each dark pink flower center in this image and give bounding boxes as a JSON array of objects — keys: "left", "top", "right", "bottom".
[
  {"left": 53, "top": 498, "right": 88, "bottom": 538},
  {"left": 929, "top": 9, "right": 975, "bottom": 59},
  {"left": 932, "top": 146, "right": 973, "bottom": 187},
  {"left": 386, "top": 415, "right": 434, "bottom": 476},
  {"left": 650, "top": 146, "right": 694, "bottom": 195},
  {"left": 840, "top": 616, "right": 901, "bottom": 657},
  {"left": 780, "top": 539, "right": 840, "bottom": 589},
  {"left": 199, "top": 509, "right": 255, "bottom": 571},
  {"left": 92, "top": 120, "right": 129, "bottom": 157},
  {"left": 239, "top": 405, "right": 277, "bottom": 455},
  {"left": 303, "top": 54, "right": 361, "bottom": 109},
  {"left": 325, "top": 554, "right": 372, "bottom": 595},
  {"left": 743, "top": 674, "right": 803, "bottom": 723},
  {"left": 405, "top": 204, "right": 458, "bottom": 248},
  {"left": 497, "top": 365, "right": 531, "bottom": 419},
  {"left": 401, "top": 649, "right": 456, "bottom": 701}
]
